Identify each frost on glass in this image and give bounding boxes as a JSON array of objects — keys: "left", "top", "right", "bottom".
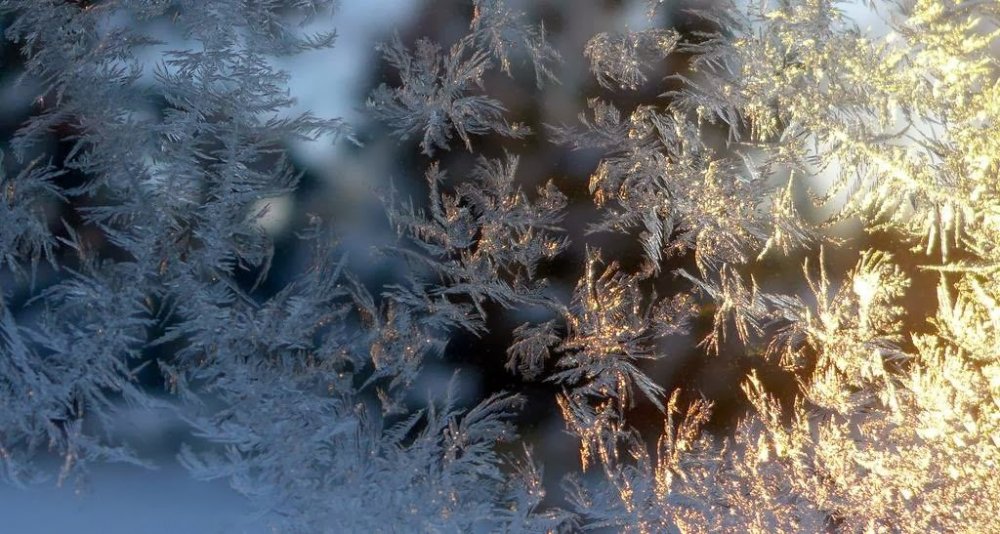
[{"left": 1, "top": 0, "right": 999, "bottom": 532}]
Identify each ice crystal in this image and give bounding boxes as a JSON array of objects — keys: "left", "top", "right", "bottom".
[{"left": 368, "top": 35, "right": 528, "bottom": 156}]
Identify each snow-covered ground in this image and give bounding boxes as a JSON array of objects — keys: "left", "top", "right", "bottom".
[{"left": 0, "top": 466, "right": 264, "bottom": 534}]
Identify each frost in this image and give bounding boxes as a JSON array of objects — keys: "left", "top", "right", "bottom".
[
  {"left": 585, "top": 29, "right": 679, "bottom": 91},
  {"left": 368, "top": 36, "right": 528, "bottom": 156},
  {"left": 2, "top": 0, "right": 1000, "bottom": 531},
  {"left": 386, "top": 155, "right": 568, "bottom": 321}
]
